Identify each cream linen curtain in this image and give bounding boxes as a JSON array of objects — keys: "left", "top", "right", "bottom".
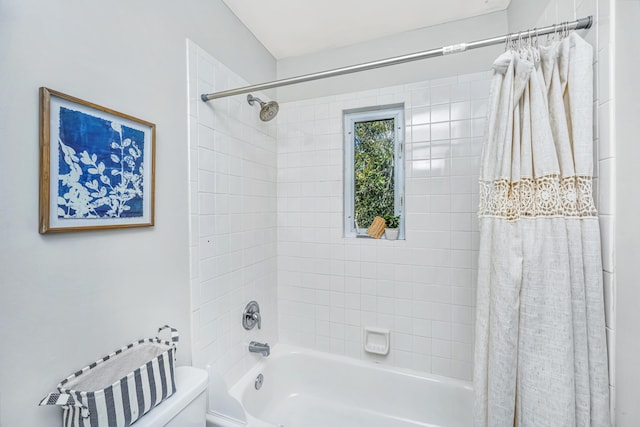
[{"left": 473, "top": 33, "right": 610, "bottom": 427}]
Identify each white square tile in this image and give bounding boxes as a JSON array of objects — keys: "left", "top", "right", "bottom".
[
  {"left": 606, "top": 327, "right": 615, "bottom": 385},
  {"left": 599, "top": 215, "right": 614, "bottom": 273},
  {"left": 411, "top": 160, "right": 430, "bottom": 178},
  {"left": 412, "top": 354, "right": 432, "bottom": 372},
  {"left": 450, "top": 83, "right": 470, "bottom": 103},
  {"left": 451, "top": 102, "right": 470, "bottom": 121},
  {"left": 598, "top": 158, "right": 614, "bottom": 215},
  {"left": 471, "top": 118, "right": 485, "bottom": 137},
  {"left": 431, "top": 339, "right": 452, "bottom": 358},
  {"left": 411, "top": 89, "right": 430, "bottom": 107},
  {"left": 470, "top": 79, "right": 490, "bottom": 99},
  {"left": 393, "top": 333, "right": 413, "bottom": 352},
  {"left": 430, "top": 303, "right": 452, "bottom": 321},
  {"left": 432, "top": 321, "right": 452, "bottom": 340},
  {"left": 608, "top": 385, "right": 616, "bottom": 426},
  {"left": 431, "top": 140, "right": 450, "bottom": 159},
  {"left": 431, "top": 86, "right": 450, "bottom": 105},
  {"left": 394, "top": 350, "right": 414, "bottom": 370},
  {"left": 412, "top": 106, "right": 430, "bottom": 125},
  {"left": 451, "top": 360, "right": 473, "bottom": 381},
  {"left": 431, "top": 104, "right": 450, "bottom": 123},
  {"left": 452, "top": 286, "right": 473, "bottom": 306},
  {"left": 452, "top": 323, "right": 473, "bottom": 343},
  {"left": 452, "top": 305, "right": 474, "bottom": 325},
  {"left": 412, "top": 300, "right": 432, "bottom": 320},
  {"left": 430, "top": 195, "right": 451, "bottom": 213},
  {"left": 413, "top": 318, "right": 432, "bottom": 337},
  {"left": 471, "top": 99, "right": 488, "bottom": 119},
  {"left": 450, "top": 120, "right": 472, "bottom": 139},
  {"left": 603, "top": 271, "right": 615, "bottom": 329},
  {"left": 412, "top": 142, "right": 430, "bottom": 162},
  {"left": 377, "top": 296, "right": 395, "bottom": 314},
  {"left": 412, "top": 124, "right": 431, "bottom": 142},
  {"left": 597, "top": 46, "right": 611, "bottom": 104},
  {"left": 450, "top": 176, "right": 472, "bottom": 194},
  {"left": 413, "top": 335, "right": 432, "bottom": 355},
  {"left": 431, "top": 122, "right": 450, "bottom": 141},
  {"left": 430, "top": 158, "right": 450, "bottom": 177}
]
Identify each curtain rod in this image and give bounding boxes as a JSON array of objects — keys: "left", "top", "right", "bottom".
[{"left": 201, "top": 16, "right": 592, "bottom": 102}]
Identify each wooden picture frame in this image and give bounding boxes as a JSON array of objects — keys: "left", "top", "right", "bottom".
[{"left": 39, "top": 88, "right": 156, "bottom": 233}]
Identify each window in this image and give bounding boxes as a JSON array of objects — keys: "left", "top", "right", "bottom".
[{"left": 344, "top": 105, "right": 405, "bottom": 238}]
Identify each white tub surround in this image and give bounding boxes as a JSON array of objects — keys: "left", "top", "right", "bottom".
[
  {"left": 187, "top": 40, "right": 279, "bottom": 388},
  {"left": 207, "top": 344, "right": 472, "bottom": 427},
  {"left": 277, "top": 72, "right": 491, "bottom": 380}
]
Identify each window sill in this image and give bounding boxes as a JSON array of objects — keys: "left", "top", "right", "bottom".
[{"left": 347, "top": 234, "right": 405, "bottom": 241}]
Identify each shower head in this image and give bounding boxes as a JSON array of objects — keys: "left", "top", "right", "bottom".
[{"left": 247, "top": 94, "right": 279, "bottom": 122}]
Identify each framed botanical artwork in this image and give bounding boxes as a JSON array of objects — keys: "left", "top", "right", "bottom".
[{"left": 39, "top": 88, "right": 156, "bottom": 233}]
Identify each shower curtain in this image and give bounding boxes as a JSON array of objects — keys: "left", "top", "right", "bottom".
[{"left": 473, "top": 33, "right": 610, "bottom": 427}]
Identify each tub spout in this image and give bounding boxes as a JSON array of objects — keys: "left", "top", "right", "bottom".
[{"left": 249, "top": 341, "right": 270, "bottom": 357}]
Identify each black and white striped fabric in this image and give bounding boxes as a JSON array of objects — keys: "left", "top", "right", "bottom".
[{"left": 40, "top": 326, "right": 179, "bottom": 427}]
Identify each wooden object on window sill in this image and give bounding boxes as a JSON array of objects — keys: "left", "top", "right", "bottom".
[{"left": 366, "top": 216, "right": 386, "bottom": 239}]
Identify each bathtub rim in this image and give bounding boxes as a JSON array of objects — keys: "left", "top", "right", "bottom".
[
  {"left": 234, "top": 343, "right": 473, "bottom": 390},
  {"left": 206, "top": 343, "right": 473, "bottom": 426}
]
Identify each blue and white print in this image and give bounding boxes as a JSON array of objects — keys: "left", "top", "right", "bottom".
[{"left": 57, "top": 107, "right": 145, "bottom": 219}]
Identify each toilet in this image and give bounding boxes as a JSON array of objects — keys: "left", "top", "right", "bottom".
[{"left": 135, "top": 366, "right": 208, "bottom": 427}]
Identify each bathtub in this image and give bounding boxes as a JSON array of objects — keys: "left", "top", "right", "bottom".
[{"left": 207, "top": 344, "right": 472, "bottom": 427}]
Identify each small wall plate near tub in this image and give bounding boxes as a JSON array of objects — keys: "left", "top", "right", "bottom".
[{"left": 363, "top": 327, "right": 390, "bottom": 355}]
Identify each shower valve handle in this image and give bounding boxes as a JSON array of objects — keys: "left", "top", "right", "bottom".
[
  {"left": 251, "top": 312, "right": 261, "bottom": 330},
  {"left": 242, "top": 300, "right": 262, "bottom": 330}
]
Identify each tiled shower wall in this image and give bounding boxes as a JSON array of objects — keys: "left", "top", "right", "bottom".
[
  {"left": 277, "top": 73, "right": 491, "bottom": 381},
  {"left": 187, "top": 40, "right": 278, "bottom": 387},
  {"left": 186, "top": 4, "right": 613, "bottom": 391}
]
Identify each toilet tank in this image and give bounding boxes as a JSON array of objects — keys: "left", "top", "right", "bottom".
[{"left": 135, "top": 366, "right": 208, "bottom": 427}]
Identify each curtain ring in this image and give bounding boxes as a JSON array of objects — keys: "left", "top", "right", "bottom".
[
  {"left": 518, "top": 31, "right": 524, "bottom": 50},
  {"left": 530, "top": 28, "right": 535, "bottom": 48},
  {"left": 509, "top": 33, "right": 516, "bottom": 51}
]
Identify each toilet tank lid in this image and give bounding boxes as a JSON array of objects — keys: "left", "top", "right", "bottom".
[{"left": 134, "top": 366, "right": 208, "bottom": 427}]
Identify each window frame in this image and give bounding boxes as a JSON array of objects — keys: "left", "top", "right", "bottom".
[{"left": 343, "top": 104, "right": 405, "bottom": 239}]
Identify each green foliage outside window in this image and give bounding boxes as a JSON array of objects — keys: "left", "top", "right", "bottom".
[{"left": 354, "top": 119, "right": 395, "bottom": 228}]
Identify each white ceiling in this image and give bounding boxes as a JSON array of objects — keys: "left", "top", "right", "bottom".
[{"left": 222, "top": 0, "right": 512, "bottom": 59}]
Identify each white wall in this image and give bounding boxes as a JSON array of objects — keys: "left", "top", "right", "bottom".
[
  {"left": 276, "top": 12, "right": 508, "bottom": 102},
  {"left": 0, "top": 1, "right": 275, "bottom": 426},
  {"left": 508, "top": 0, "right": 616, "bottom": 422},
  {"left": 277, "top": 72, "right": 491, "bottom": 380},
  {"left": 614, "top": 1, "right": 640, "bottom": 424},
  {"left": 187, "top": 41, "right": 279, "bottom": 391}
]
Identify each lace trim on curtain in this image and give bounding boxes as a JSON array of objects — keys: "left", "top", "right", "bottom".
[{"left": 478, "top": 174, "right": 598, "bottom": 220}]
